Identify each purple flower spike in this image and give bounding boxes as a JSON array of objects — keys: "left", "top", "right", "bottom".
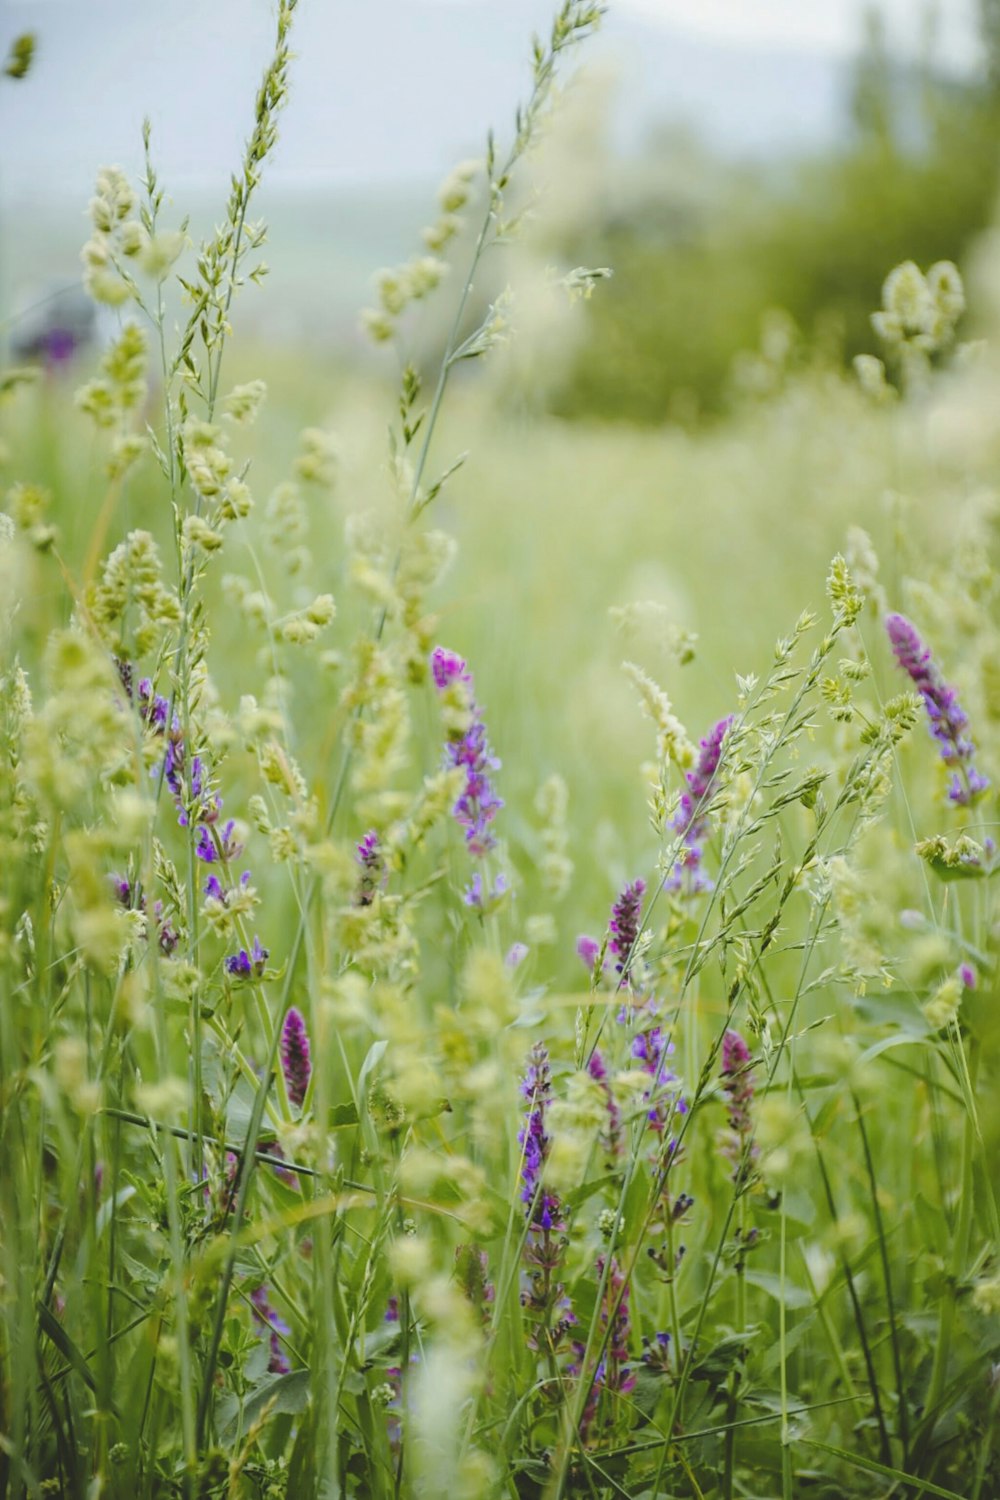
[
  {"left": 431, "top": 644, "right": 504, "bottom": 858},
  {"left": 281, "top": 1007, "right": 312, "bottom": 1107},
  {"left": 249, "top": 1285, "right": 291, "bottom": 1374},
  {"left": 632, "top": 1026, "right": 684, "bottom": 1135},
  {"left": 886, "top": 613, "right": 988, "bottom": 806},
  {"left": 609, "top": 879, "right": 645, "bottom": 981},
  {"left": 720, "top": 1028, "right": 759, "bottom": 1182},
  {"left": 518, "top": 1042, "right": 562, "bottom": 1230},
  {"left": 668, "top": 715, "right": 733, "bottom": 894},
  {"left": 355, "top": 829, "right": 385, "bottom": 906}
]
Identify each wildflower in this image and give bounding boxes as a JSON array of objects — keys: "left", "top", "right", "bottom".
[
  {"left": 431, "top": 644, "right": 503, "bottom": 857},
  {"left": 720, "top": 1028, "right": 758, "bottom": 1183},
  {"left": 576, "top": 934, "right": 603, "bottom": 971},
  {"left": 572, "top": 1256, "right": 635, "bottom": 1440},
  {"left": 640, "top": 1330, "right": 672, "bottom": 1372},
  {"left": 885, "top": 613, "right": 988, "bottom": 805},
  {"left": 598, "top": 1256, "right": 635, "bottom": 1398},
  {"left": 280, "top": 1007, "right": 311, "bottom": 1107},
  {"left": 721, "top": 1030, "right": 754, "bottom": 1132},
  {"left": 463, "top": 870, "right": 507, "bottom": 910},
  {"left": 195, "top": 819, "right": 243, "bottom": 865},
  {"left": 154, "top": 903, "right": 180, "bottom": 955},
  {"left": 609, "top": 878, "right": 645, "bottom": 982},
  {"left": 668, "top": 715, "right": 732, "bottom": 892},
  {"left": 518, "top": 1042, "right": 559, "bottom": 1228},
  {"left": 518, "top": 1043, "right": 576, "bottom": 1364},
  {"left": 632, "top": 1026, "right": 685, "bottom": 1137},
  {"left": 249, "top": 1285, "right": 291, "bottom": 1374},
  {"left": 137, "top": 677, "right": 169, "bottom": 730},
  {"left": 355, "top": 829, "right": 384, "bottom": 905},
  {"left": 225, "top": 935, "right": 268, "bottom": 979}
]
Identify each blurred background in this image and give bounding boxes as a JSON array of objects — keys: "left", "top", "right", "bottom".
[
  {"left": 4, "top": 0, "right": 1000, "bottom": 885},
  {"left": 1, "top": 0, "right": 997, "bottom": 419}
]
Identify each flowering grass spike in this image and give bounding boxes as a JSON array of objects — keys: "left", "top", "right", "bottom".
[{"left": 886, "top": 612, "right": 988, "bottom": 805}]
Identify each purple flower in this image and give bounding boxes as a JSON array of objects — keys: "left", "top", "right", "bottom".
[
  {"left": 668, "top": 715, "right": 733, "bottom": 893},
  {"left": 518, "top": 1042, "right": 561, "bottom": 1229},
  {"left": 431, "top": 644, "right": 504, "bottom": 858},
  {"left": 138, "top": 678, "right": 169, "bottom": 731},
  {"left": 886, "top": 613, "right": 988, "bottom": 806},
  {"left": 431, "top": 646, "right": 471, "bottom": 690},
  {"left": 249, "top": 1285, "right": 291, "bottom": 1374},
  {"left": 960, "top": 963, "right": 977, "bottom": 990},
  {"left": 463, "top": 870, "right": 507, "bottom": 910},
  {"left": 572, "top": 1255, "right": 635, "bottom": 1440},
  {"left": 157, "top": 915, "right": 180, "bottom": 955},
  {"left": 721, "top": 1029, "right": 754, "bottom": 1130},
  {"left": 225, "top": 936, "right": 269, "bottom": 980},
  {"left": 720, "top": 1028, "right": 758, "bottom": 1182},
  {"left": 355, "top": 829, "right": 385, "bottom": 906},
  {"left": 506, "top": 942, "right": 529, "bottom": 968},
  {"left": 281, "top": 1007, "right": 312, "bottom": 1108},
  {"left": 576, "top": 934, "right": 603, "bottom": 971},
  {"left": 632, "top": 1027, "right": 686, "bottom": 1136},
  {"left": 518, "top": 1043, "right": 577, "bottom": 1366},
  {"left": 110, "top": 873, "right": 132, "bottom": 907},
  {"left": 114, "top": 658, "right": 133, "bottom": 702},
  {"left": 641, "top": 1330, "right": 672, "bottom": 1371},
  {"left": 609, "top": 879, "right": 645, "bottom": 982}
]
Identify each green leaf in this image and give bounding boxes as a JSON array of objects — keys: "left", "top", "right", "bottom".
[
  {"left": 218, "top": 1369, "right": 311, "bottom": 1445},
  {"left": 689, "top": 1328, "right": 759, "bottom": 1390},
  {"left": 37, "top": 1301, "right": 98, "bottom": 1397},
  {"left": 744, "top": 1270, "right": 813, "bottom": 1309},
  {"left": 330, "top": 1100, "right": 359, "bottom": 1128},
  {"left": 800, "top": 1438, "right": 968, "bottom": 1498}
]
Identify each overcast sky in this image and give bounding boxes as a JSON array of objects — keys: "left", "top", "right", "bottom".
[
  {"left": 620, "top": 0, "right": 977, "bottom": 59},
  {"left": 0, "top": 0, "right": 984, "bottom": 200}
]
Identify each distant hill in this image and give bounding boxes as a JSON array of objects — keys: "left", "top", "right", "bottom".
[{"left": 0, "top": 0, "right": 981, "bottom": 346}]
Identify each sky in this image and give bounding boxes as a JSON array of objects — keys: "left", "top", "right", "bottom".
[
  {"left": 0, "top": 0, "right": 985, "bottom": 202},
  {"left": 618, "top": 0, "right": 978, "bottom": 62}
]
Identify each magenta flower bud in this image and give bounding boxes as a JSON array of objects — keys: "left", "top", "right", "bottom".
[
  {"left": 576, "top": 934, "right": 601, "bottom": 969},
  {"left": 280, "top": 1006, "right": 311, "bottom": 1107}
]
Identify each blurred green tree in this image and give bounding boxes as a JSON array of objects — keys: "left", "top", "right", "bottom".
[{"left": 547, "top": 13, "right": 1000, "bottom": 424}]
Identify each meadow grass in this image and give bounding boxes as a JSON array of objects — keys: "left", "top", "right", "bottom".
[{"left": 1, "top": 5, "right": 999, "bottom": 1498}]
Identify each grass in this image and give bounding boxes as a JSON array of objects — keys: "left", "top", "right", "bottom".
[{"left": 1, "top": 4, "right": 999, "bottom": 1498}]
